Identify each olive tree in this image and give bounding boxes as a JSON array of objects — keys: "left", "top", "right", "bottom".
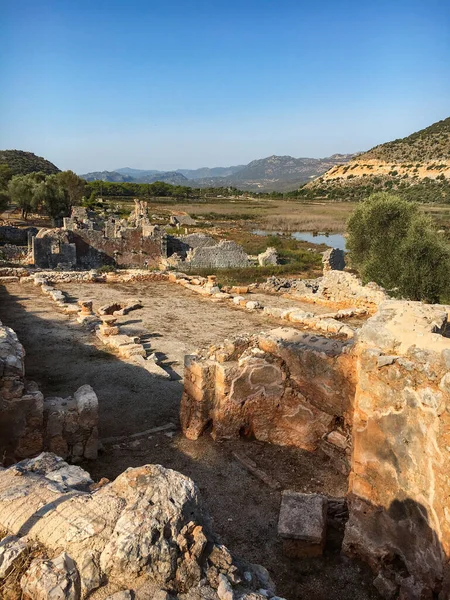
[{"left": 347, "top": 193, "right": 450, "bottom": 303}]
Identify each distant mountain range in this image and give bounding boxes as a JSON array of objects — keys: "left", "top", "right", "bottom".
[{"left": 80, "top": 153, "right": 356, "bottom": 191}]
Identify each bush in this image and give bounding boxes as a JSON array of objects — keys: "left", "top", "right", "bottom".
[{"left": 347, "top": 193, "right": 450, "bottom": 303}]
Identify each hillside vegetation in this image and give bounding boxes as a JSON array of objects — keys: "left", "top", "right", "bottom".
[
  {"left": 362, "top": 117, "right": 450, "bottom": 163},
  {"left": 0, "top": 150, "right": 60, "bottom": 176},
  {"left": 303, "top": 117, "right": 450, "bottom": 202}
]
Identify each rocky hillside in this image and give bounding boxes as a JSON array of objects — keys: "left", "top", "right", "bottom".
[
  {"left": 304, "top": 117, "right": 450, "bottom": 202},
  {"left": 0, "top": 150, "right": 60, "bottom": 175}
]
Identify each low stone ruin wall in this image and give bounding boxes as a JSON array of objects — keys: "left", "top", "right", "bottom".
[
  {"left": 0, "top": 453, "right": 278, "bottom": 600},
  {"left": 0, "top": 320, "right": 98, "bottom": 466},
  {"left": 181, "top": 299, "right": 450, "bottom": 597},
  {"left": 0, "top": 322, "right": 43, "bottom": 462},
  {"left": 262, "top": 270, "right": 387, "bottom": 311},
  {"left": 166, "top": 233, "right": 250, "bottom": 270},
  {"left": 0, "top": 225, "right": 38, "bottom": 246},
  {"left": 181, "top": 328, "right": 355, "bottom": 462}
]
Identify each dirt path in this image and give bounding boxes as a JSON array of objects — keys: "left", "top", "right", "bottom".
[{"left": 0, "top": 281, "right": 380, "bottom": 600}]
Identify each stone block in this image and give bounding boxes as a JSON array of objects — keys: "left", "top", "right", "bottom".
[{"left": 278, "top": 491, "right": 327, "bottom": 557}]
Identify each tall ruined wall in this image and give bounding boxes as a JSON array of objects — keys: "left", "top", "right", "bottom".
[
  {"left": 181, "top": 327, "right": 355, "bottom": 456},
  {"left": 33, "top": 227, "right": 166, "bottom": 269},
  {"left": 0, "top": 453, "right": 278, "bottom": 600},
  {"left": 344, "top": 301, "right": 450, "bottom": 598},
  {"left": 0, "top": 320, "right": 98, "bottom": 466}
]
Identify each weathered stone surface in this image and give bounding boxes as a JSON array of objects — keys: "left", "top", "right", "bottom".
[
  {"left": 0, "top": 324, "right": 44, "bottom": 464},
  {"left": 258, "top": 247, "right": 278, "bottom": 267},
  {"left": 181, "top": 328, "right": 355, "bottom": 450},
  {"left": 0, "top": 535, "right": 29, "bottom": 578},
  {"left": 44, "top": 386, "right": 99, "bottom": 461},
  {"left": 20, "top": 552, "right": 81, "bottom": 600},
  {"left": 344, "top": 300, "right": 450, "bottom": 598},
  {"left": 322, "top": 247, "right": 345, "bottom": 271},
  {"left": 278, "top": 491, "right": 327, "bottom": 557},
  {"left": 0, "top": 456, "right": 273, "bottom": 600}
]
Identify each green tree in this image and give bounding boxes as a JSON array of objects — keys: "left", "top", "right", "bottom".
[
  {"left": 0, "top": 163, "right": 13, "bottom": 189},
  {"left": 0, "top": 190, "right": 9, "bottom": 213},
  {"left": 8, "top": 174, "right": 36, "bottom": 219},
  {"left": 33, "top": 174, "right": 71, "bottom": 225},
  {"left": 347, "top": 192, "right": 450, "bottom": 303},
  {"left": 57, "top": 170, "right": 86, "bottom": 205}
]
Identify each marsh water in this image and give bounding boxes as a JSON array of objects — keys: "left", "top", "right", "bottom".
[{"left": 253, "top": 230, "right": 347, "bottom": 251}]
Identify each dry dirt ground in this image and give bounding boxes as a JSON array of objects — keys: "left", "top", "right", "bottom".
[{"left": 0, "top": 281, "right": 380, "bottom": 600}]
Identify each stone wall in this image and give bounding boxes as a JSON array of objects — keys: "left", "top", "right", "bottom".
[
  {"left": 0, "top": 225, "right": 37, "bottom": 246},
  {"left": 0, "top": 453, "right": 279, "bottom": 600},
  {"left": 0, "top": 320, "right": 98, "bottom": 465},
  {"left": 166, "top": 234, "right": 250, "bottom": 270},
  {"left": 343, "top": 301, "right": 450, "bottom": 598},
  {"left": 181, "top": 299, "right": 450, "bottom": 596},
  {"left": 32, "top": 226, "right": 166, "bottom": 269},
  {"left": 0, "top": 321, "right": 43, "bottom": 463},
  {"left": 181, "top": 327, "right": 355, "bottom": 456}
]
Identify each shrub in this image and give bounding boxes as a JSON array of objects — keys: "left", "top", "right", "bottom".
[{"left": 347, "top": 193, "right": 450, "bottom": 303}]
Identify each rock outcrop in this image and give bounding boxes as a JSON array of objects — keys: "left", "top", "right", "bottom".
[{"left": 0, "top": 453, "right": 279, "bottom": 600}]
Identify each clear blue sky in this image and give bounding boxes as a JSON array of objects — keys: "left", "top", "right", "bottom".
[{"left": 1, "top": 0, "right": 449, "bottom": 173}]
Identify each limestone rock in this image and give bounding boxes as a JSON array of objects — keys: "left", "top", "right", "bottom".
[
  {"left": 258, "top": 248, "right": 278, "bottom": 267},
  {"left": 20, "top": 552, "right": 81, "bottom": 600},
  {"left": 278, "top": 491, "right": 327, "bottom": 557},
  {"left": 0, "top": 535, "right": 30, "bottom": 578}
]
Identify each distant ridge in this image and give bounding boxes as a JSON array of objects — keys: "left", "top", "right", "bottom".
[
  {"left": 81, "top": 169, "right": 189, "bottom": 186},
  {"left": 0, "top": 150, "right": 60, "bottom": 175},
  {"left": 84, "top": 153, "right": 356, "bottom": 191}
]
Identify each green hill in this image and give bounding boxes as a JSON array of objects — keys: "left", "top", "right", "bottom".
[
  {"left": 361, "top": 117, "right": 450, "bottom": 163},
  {"left": 303, "top": 117, "right": 450, "bottom": 202},
  {"left": 0, "top": 150, "right": 60, "bottom": 176}
]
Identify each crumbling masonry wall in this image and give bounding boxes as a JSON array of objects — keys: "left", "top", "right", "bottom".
[
  {"left": 343, "top": 301, "right": 450, "bottom": 599},
  {"left": 0, "top": 320, "right": 98, "bottom": 465},
  {"left": 181, "top": 300, "right": 450, "bottom": 596},
  {"left": 181, "top": 328, "right": 355, "bottom": 457},
  {"left": 33, "top": 227, "right": 165, "bottom": 269}
]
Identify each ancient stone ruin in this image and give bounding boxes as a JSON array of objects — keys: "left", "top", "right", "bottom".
[
  {"left": 0, "top": 237, "right": 450, "bottom": 599},
  {"left": 181, "top": 297, "right": 450, "bottom": 598},
  {"left": 30, "top": 204, "right": 251, "bottom": 271},
  {"left": 0, "top": 320, "right": 98, "bottom": 465}
]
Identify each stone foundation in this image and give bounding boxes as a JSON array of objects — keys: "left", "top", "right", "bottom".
[{"left": 181, "top": 299, "right": 450, "bottom": 596}]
